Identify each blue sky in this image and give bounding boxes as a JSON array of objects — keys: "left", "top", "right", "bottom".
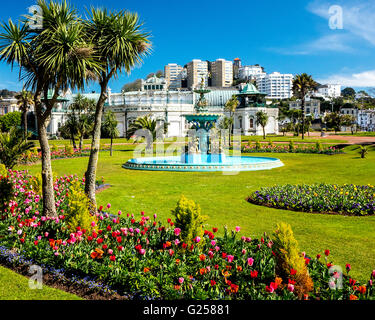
[{"left": 0, "top": 0, "right": 375, "bottom": 93}]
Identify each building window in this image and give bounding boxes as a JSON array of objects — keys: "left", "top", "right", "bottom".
[{"left": 250, "top": 118, "right": 254, "bottom": 129}]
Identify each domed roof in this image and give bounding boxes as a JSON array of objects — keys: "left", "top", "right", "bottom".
[
  {"left": 238, "top": 83, "right": 266, "bottom": 96},
  {"left": 145, "top": 75, "right": 166, "bottom": 84}
]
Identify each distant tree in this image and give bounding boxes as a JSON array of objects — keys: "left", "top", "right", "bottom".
[
  {"left": 70, "top": 94, "right": 95, "bottom": 150},
  {"left": 255, "top": 110, "right": 269, "bottom": 139},
  {"left": 0, "top": 111, "right": 22, "bottom": 132},
  {"left": 292, "top": 73, "right": 318, "bottom": 139},
  {"left": 341, "top": 87, "right": 356, "bottom": 98},
  {"left": 103, "top": 110, "right": 119, "bottom": 156},
  {"left": 15, "top": 90, "right": 34, "bottom": 139},
  {"left": 0, "top": 89, "right": 17, "bottom": 97},
  {"left": 224, "top": 95, "right": 239, "bottom": 146},
  {"left": 126, "top": 115, "right": 156, "bottom": 151},
  {"left": 122, "top": 79, "right": 143, "bottom": 92}
]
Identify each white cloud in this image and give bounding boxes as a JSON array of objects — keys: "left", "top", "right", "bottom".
[
  {"left": 317, "top": 70, "right": 375, "bottom": 86},
  {"left": 307, "top": 0, "right": 375, "bottom": 46}
]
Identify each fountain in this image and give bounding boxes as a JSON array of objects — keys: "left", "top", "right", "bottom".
[{"left": 123, "top": 79, "right": 284, "bottom": 172}]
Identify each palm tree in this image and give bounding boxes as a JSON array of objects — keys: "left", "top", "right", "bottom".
[
  {"left": 292, "top": 74, "right": 318, "bottom": 140},
  {"left": 69, "top": 94, "right": 95, "bottom": 150},
  {"left": 83, "top": 8, "right": 151, "bottom": 207},
  {"left": 126, "top": 115, "right": 156, "bottom": 151},
  {"left": 0, "top": 128, "right": 34, "bottom": 168},
  {"left": 224, "top": 95, "right": 239, "bottom": 146},
  {"left": 0, "top": 0, "right": 101, "bottom": 217},
  {"left": 255, "top": 111, "right": 269, "bottom": 140},
  {"left": 103, "top": 110, "right": 119, "bottom": 156},
  {"left": 15, "top": 90, "right": 33, "bottom": 139}
]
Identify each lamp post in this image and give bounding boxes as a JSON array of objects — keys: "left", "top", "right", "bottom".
[{"left": 122, "top": 90, "right": 128, "bottom": 138}]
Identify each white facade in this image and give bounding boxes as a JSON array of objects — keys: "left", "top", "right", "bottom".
[
  {"left": 0, "top": 97, "right": 18, "bottom": 115},
  {"left": 238, "top": 65, "right": 265, "bottom": 80},
  {"left": 255, "top": 72, "right": 293, "bottom": 99},
  {"left": 315, "top": 84, "right": 341, "bottom": 99},
  {"left": 164, "top": 63, "right": 184, "bottom": 89},
  {"left": 357, "top": 109, "right": 375, "bottom": 131}
]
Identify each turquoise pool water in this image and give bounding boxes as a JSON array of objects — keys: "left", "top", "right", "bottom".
[{"left": 123, "top": 155, "right": 284, "bottom": 172}]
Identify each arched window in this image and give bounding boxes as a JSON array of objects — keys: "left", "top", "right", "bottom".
[
  {"left": 250, "top": 118, "right": 254, "bottom": 128},
  {"left": 238, "top": 116, "right": 243, "bottom": 129}
]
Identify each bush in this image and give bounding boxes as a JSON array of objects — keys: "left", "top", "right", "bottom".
[
  {"left": 171, "top": 195, "right": 207, "bottom": 246},
  {"left": 315, "top": 141, "right": 323, "bottom": 152},
  {"left": 272, "top": 223, "right": 314, "bottom": 298},
  {"left": 255, "top": 141, "right": 261, "bottom": 151},
  {"left": 65, "top": 181, "right": 96, "bottom": 233},
  {"left": 64, "top": 144, "right": 74, "bottom": 155},
  {"left": 28, "top": 173, "right": 42, "bottom": 195},
  {"left": 289, "top": 141, "right": 295, "bottom": 152},
  {"left": 0, "top": 176, "right": 13, "bottom": 211},
  {"left": 51, "top": 144, "right": 59, "bottom": 153},
  {"left": 0, "top": 164, "right": 7, "bottom": 177}
]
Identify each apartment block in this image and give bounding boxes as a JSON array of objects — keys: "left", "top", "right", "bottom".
[
  {"left": 211, "top": 59, "right": 233, "bottom": 87},
  {"left": 255, "top": 72, "right": 293, "bottom": 99},
  {"left": 186, "top": 59, "right": 209, "bottom": 89},
  {"left": 164, "top": 63, "right": 184, "bottom": 90}
]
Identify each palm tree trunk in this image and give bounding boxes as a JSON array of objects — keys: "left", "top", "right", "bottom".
[
  {"left": 85, "top": 82, "right": 108, "bottom": 208},
  {"left": 71, "top": 132, "right": 77, "bottom": 149},
  {"left": 263, "top": 126, "right": 266, "bottom": 140},
  {"left": 37, "top": 118, "right": 57, "bottom": 218},
  {"left": 79, "top": 134, "right": 83, "bottom": 151},
  {"left": 23, "top": 110, "right": 28, "bottom": 140},
  {"left": 301, "top": 97, "right": 305, "bottom": 140},
  {"left": 110, "top": 137, "right": 113, "bottom": 156}
]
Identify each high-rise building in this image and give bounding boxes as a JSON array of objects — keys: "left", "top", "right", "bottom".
[
  {"left": 164, "top": 63, "right": 184, "bottom": 90},
  {"left": 211, "top": 59, "right": 233, "bottom": 87},
  {"left": 186, "top": 59, "right": 209, "bottom": 89},
  {"left": 233, "top": 58, "right": 241, "bottom": 79},
  {"left": 255, "top": 72, "right": 293, "bottom": 99}
]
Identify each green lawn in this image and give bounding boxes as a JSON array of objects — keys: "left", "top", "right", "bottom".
[
  {"left": 16, "top": 143, "right": 375, "bottom": 283},
  {"left": 0, "top": 265, "right": 81, "bottom": 300}
]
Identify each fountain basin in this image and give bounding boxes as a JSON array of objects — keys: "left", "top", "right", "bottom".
[{"left": 123, "top": 155, "right": 284, "bottom": 172}]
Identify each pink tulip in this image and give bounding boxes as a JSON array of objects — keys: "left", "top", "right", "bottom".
[
  {"left": 235, "top": 226, "right": 241, "bottom": 232},
  {"left": 247, "top": 257, "right": 254, "bottom": 266},
  {"left": 227, "top": 255, "right": 234, "bottom": 263},
  {"left": 178, "top": 277, "right": 184, "bottom": 284},
  {"left": 174, "top": 228, "right": 181, "bottom": 236}
]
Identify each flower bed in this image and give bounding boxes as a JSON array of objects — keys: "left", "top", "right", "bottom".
[
  {"left": 248, "top": 184, "right": 375, "bottom": 216},
  {"left": 0, "top": 170, "right": 374, "bottom": 300},
  {"left": 242, "top": 143, "right": 342, "bottom": 155},
  {"left": 20, "top": 146, "right": 110, "bottom": 165}
]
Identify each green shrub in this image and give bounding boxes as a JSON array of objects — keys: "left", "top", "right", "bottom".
[
  {"left": 64, "top": 144, "right": 73, "bottom": 155},
  {"left": 272, "top": 222, "right": 313, "bottom": 298},
  {"left": 288, "top": 141, "right": 295, "bottom": 152},
  {"left": 255, "top": 141, "right": 261, "bottom": 151},
  {"left": 29, "top": 174, "right": 42, "bottom": 195},
  {"left": 315, "top": 141, "right": 323, "bottom": 152},
  {"left": 359, "top": 146, "right": 368, "bottom": 159},
  {"left": 0, "top": 176, "right": 13, "bottom": 211},
  {"left": 0, "top": 164, "right": 8, "bottom": 177},
  {"left": 51, "top": 144, "right": 59, "bottom": 153},
  {"left": 65, "top": 181, "right": 96, "bottom": 232},
  {"left": 171, "top": 195, "right": 207, "bottom": 246}
]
